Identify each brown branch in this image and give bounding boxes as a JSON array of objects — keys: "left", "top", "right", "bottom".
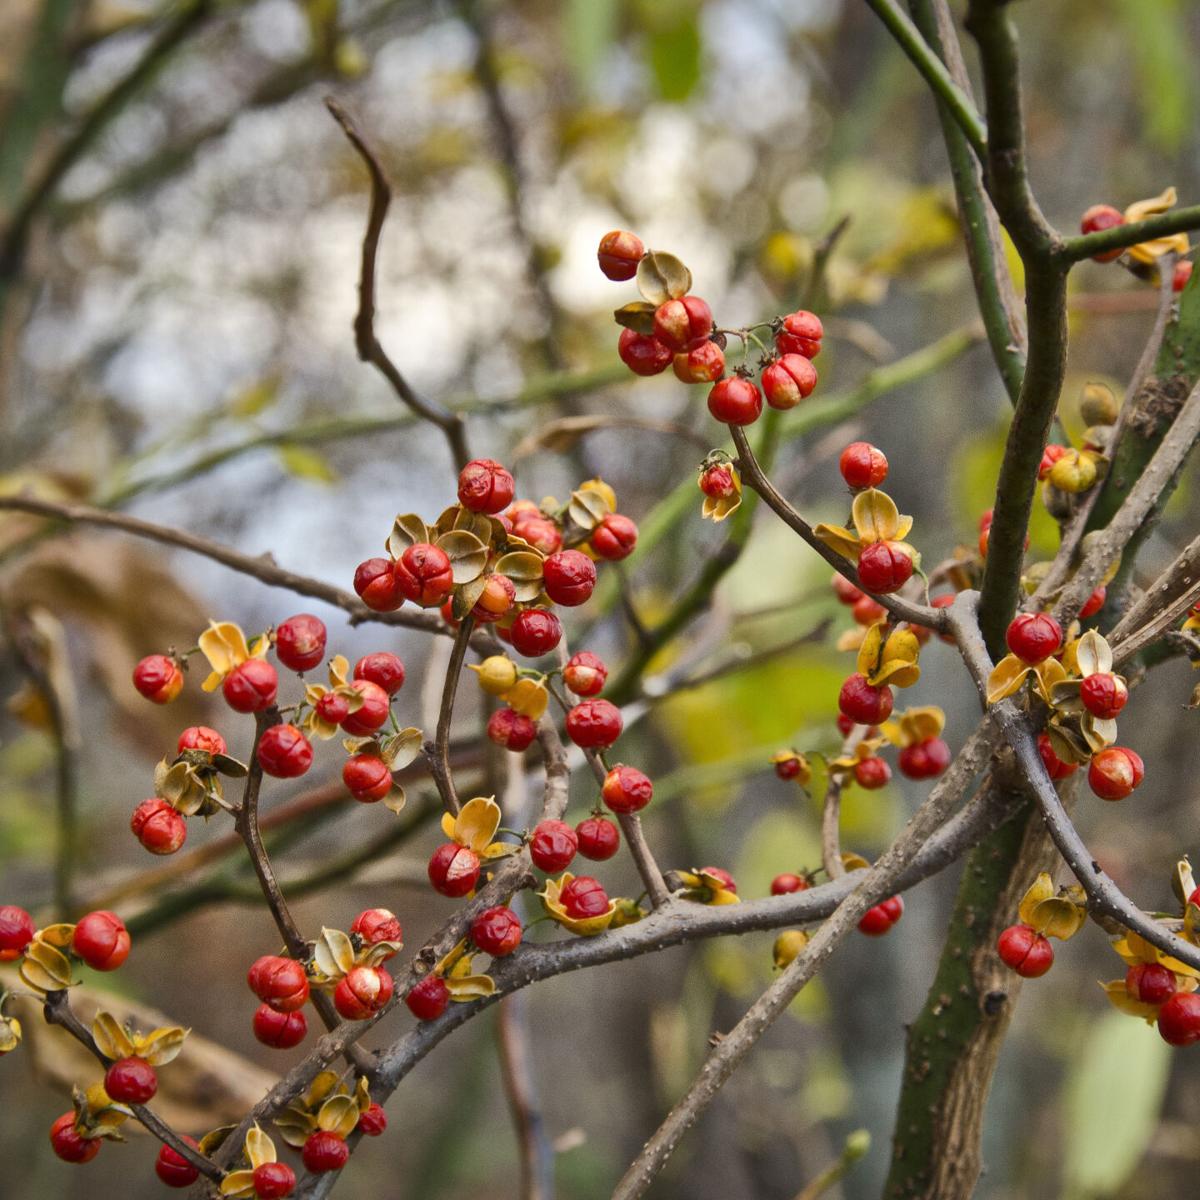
[
  {"left": 423, "top": 618, "right": 475, "bottom": 815},
  {"left": 728, "top": 426, "right": 948, "bottom": 632},
  {"left": 42, "top": 989, "right": 221, "bottom": 1181},
  {"left": 608, "top": 723, "right": 998, "bottom": 1198},
  {"left": 1109, "top": 531, "right": 1200, "bottom": 665},
  {"left": 0, "top": 493, "right": 496, "bottom": 646},
  {"left": 324, "top": 98, "right": 471, "bottom": 469},
  {"left": 1034, "top": 258, "right": 1178, "bottom": 602},
  {"left": 821, "top": 727, "right": 865, "bottom": 881},
  {"left": 495, "top": 992, "right": 554, "bottom": 1200}
]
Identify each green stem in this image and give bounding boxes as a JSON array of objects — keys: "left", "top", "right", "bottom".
[{"left": 1061, "top": 205, "right": 1200, "bottom": 263}]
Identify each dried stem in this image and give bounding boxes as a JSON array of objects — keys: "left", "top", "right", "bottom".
[
  {"left": 42, "top": 989, "right": 221, "bottom": 1181},
  {"left": 324, "top": 98, "right": 471, "bottom": 469},
  {"left": 820, "top": 727, "right": 864, "bottom": 881},
  {"left": 424, "top": 618, "right": 475, "bottom": 815}
]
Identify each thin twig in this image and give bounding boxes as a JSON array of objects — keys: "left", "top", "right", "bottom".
[
  {"left": 424, "top": 618, "right": 475, "bottom": 815},
  {"left": 42, "top": 990, "right": 221, "bottom": 1181},
  {"left": 1034, "top": 257, "right": 1178, "bottom": 602},
  {"left": 1061, "top": 205, "right": 1200, "bottom": 264},
  {"left": 495, "top": 993, "right": 554, "bottom": 1200},
  {"left": 324, "top": 98, "right": 471, "bottom": 469},
  {"left": 728, "top": 426, "right": 947, "bottom": 631},
  {"left": 820, "top": 727, "right": 865, "bottom": 881}
]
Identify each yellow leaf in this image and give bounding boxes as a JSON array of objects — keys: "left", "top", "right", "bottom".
[
  {"left": 813, "top": 523, "right": 861, "bottom": 560},
  {"left": 452, "top": 796, "right": 502, "bottom": 854},
  {"left": 851, "top": 488, "right": 903, "bottom": 544},
  {"left": 986, "top": 655, "right": 1032, "bottom": 705},
  {"left": 91, "top": 1012, "right": 134, "bottom": 1061}
]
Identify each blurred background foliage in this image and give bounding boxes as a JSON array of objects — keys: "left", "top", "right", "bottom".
[{"left": 1, "top": 1, "right": 1199, "bottom": 1197}]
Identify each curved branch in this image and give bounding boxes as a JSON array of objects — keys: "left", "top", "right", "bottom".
[{"left": 1061, "top": 205, "right": 1200, "bottom": 264}]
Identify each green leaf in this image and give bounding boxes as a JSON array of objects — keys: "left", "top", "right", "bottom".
[
  {"left": 1061, "top": 1010, "right": 1171, "bottom": 1199},
  {"left": 276, "top": 445, "right": 337, "bottom": 484},
  {"left": 228, "top": 375, "right": 281, "bottom": 418},
  {"left": 1112, "top": 0, "right": 1194, "bottom": 153},
  {"left": 646, "top": 20, "right": 702, "bottom": 103},
  {"left": 563, "top": 0, "right": 618, "bottom": 93}
]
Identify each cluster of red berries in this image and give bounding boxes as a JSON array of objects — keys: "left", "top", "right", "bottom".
[
  {"left": 1001, "top": 613, "right": 1143, "bottom": 801},
  {"left": 598, "top": 230, "right": 824, "bottom": 428},
  {"left": 1080, "top": 203, "right": 1192, "bottom": 290}
]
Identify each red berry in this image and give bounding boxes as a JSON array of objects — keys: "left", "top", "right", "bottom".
[
  {"left": 0, "top": 905, "right": 35, "bottom": 961},
  {"left": 852, "top": 594, "right": 888, "bottom": 626},
  {"left": 470, "top": 905, "right": 523, "bottom": 956},
  {"left": 699, "top": 463, "right": 737, "bottom": 498},
  {"left": 333, "top": 964, "right": 393, "bottom": 1020},
  {"left": 897, "top": 737, "right": 951, "bottom": 780},
  {"left": 343, "top": 754, "right": 393, "bottom": 802},
  {"left": 357, "top": 1103, "right": 387, "bottom": 1136},
  {"left": 72, "top": 910, "right": 130, "bottom": 971},
  {"left": 247, "top": 955, "right": 309, "bottom": 1012},
  {"left": 49, "top": 1113, "right": 100, "bottom": 1164},
  {"left": 601, "top": 765, "right": 653, "bottom": 813},
  {"left": 1079, "top": 585, "right": 1107, "bottom": 619},
  {"left": 256, "top": 724, "right": 313, "bottom": 778},
  {"left": 350, "top": 907, "right": 402, "bottom": 950},
  {"left": 831, "top": 573, "right": 864, "bottom": 605},
  {"left": 406, "top": 974, "right": 451, "bottom": 1021},
  {"left": 1080, "top": 204, "right": 1125, "bottom": 262},
  {"left": 672, "top": 339, "right": 725, "bottom": 384},
  {"left": 354, "top": 557, "right": 405, "bottom": 611},
  {"left": 458, "top": 458, "right": 516, "bottom": 514},
  {"left": 395, "top": 543, "right": 455, "bottom": 608},
  {"left": 858, "top": 896, "right": 903, "bottom": 936},
  {"left": 529, "top": 819, "right": 578, "bottom": 873},
  {"left": 774, "top": 756, "right": 803, "bottom": 781},
  {"left": 1174, "top": 260, "right": 1194, "bottom": 293},
  {"left": 777, "top": 310, "right": 823, "bottom": 358},
  {"left": 707, "top": 375, "right": 762, "bottom": 425},
  {"left": 509, "top": 509, "right": 563, "bottom": 555},
  {"left": 857, "top": 540, "right": 913, "bottom": 594},
  {"left": 252, "top": 1162, "right": 296, "bottom": 1199},
  {"left": 563, "top": 651, "right": 607, "bottom": 696},
  {"left": 598, "top": 229, "right": 645, "bottom": 281},
  {"left": 838, "top": 675, "right": 893, "bottom": 725},
  {"left": 177, "top": 725, "right": 227, "bottom": 755},
  {"left": 253, "top": 1003, "right": 308, "bottom": 1049},
  {"left": 104, "top": 1056, "right": 157, "bottom": 1104},
  {"left": 702, "top": 866, "right": 737, "bottom": 894},
  {"left": 1126, "top": 963, "right": 1177, "bottom": 1006},
  {"left": 566, "top": 699, "right": 623, "bottom": 748},
  {"left": 771, "top": 873, "right": 809, "bottom": 895},
  {"left": 853, "top": 756, "right": 892, "bottom": 789},
  {"left": 427, "top": 843, "right": 481, "bottom": 897},
  {"left": 156, "top": 1137, "right": 200, "bottom": 1187},
  {"left": 274, "top": 614, "right": 326, "bottom": 672},
  {"left": 560, "top": 875, "right": 610, "bottom": 919},
  {"left": 471, "top": 573, "right": 517, "bottom": 622},
  {"left": 617, "top": 327, "right": 672, "bottom": 376},
  {"left": 222, "top": 658, "right": 278, "bottom": 713},
  {"left": 591, "top": 513, "right": 639, "bottom": 561},
  {"left": 543, "top": 550, "right": 597, "bottom": 606},
  {"left": 1080, "top": 672, "right": 1128, "bottom": 720},
  {"left": 996, "top": 924, "right": 1054, "bottom": 977},
  {"left": 508, "top": 609, "right": 561, "bottom": 659},
  {"left": 340, "top": 679, "right": 391, "bottom": 736},
  {"left": 130, "top": 798, "right": 187, "bottom": 855},
  {"left": 1037, "top": 732, "right": 1078, "bottom": 781},
  {"left": 761, "top": 354, "right": 818, "bottom": 410},
  {"left": 302, "top": 1130, "right": 349, "bottom": 1174},
  {"left": 1005, "top": 613, "right": 1063, "bottom": 664},
  {"left": 316, "top": 692, "right": 350, "bottom": 725},
  {"left": 653, "top": 295, "right": 713, "bottom": 352},
  {"left": 576, "top": 816, "right": 620, "bottom": 860},
  {"left": 132, "top": 654, "right": 183, "bottom": 704},
  {"left": 354, "top": 651, "right": 406, "bottom": 695},
  {"left": 839, "top": 442, "right": 888, "bottom": 489},
  {"left": 1088, "top": 746, "right": 1144, "bottom": 801},
  {"left": 487, "top": 707, "right": 539, "bottom": 752},
  {"left": 1038, "top": 443, "right": 1069, "bottom": 480},
  {"left": 1158, "top": 993, "right": 1200, "bottom": 1046}
]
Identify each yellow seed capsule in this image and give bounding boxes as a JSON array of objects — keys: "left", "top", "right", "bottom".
[
  {"left": 469, "top": 656, "right": 518, "bottom": 696},
  {"left": 611, "top": 898, "right": 646, "bottom": 928},
  {"left": 1049, "top": 449, "right": 1098, "bottom": 494},
  {"left": 1080, "top": 382, "right": 1118, "bottom": 427},
  {"left": 0, "top": 1015, "right": 21, "bottom": 1054},
  {"left": 773, "top": 929, "right": 809, "bottom": 969},
  {"left": 580, "top": 478, "right": 617, "bottom": 511}
]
